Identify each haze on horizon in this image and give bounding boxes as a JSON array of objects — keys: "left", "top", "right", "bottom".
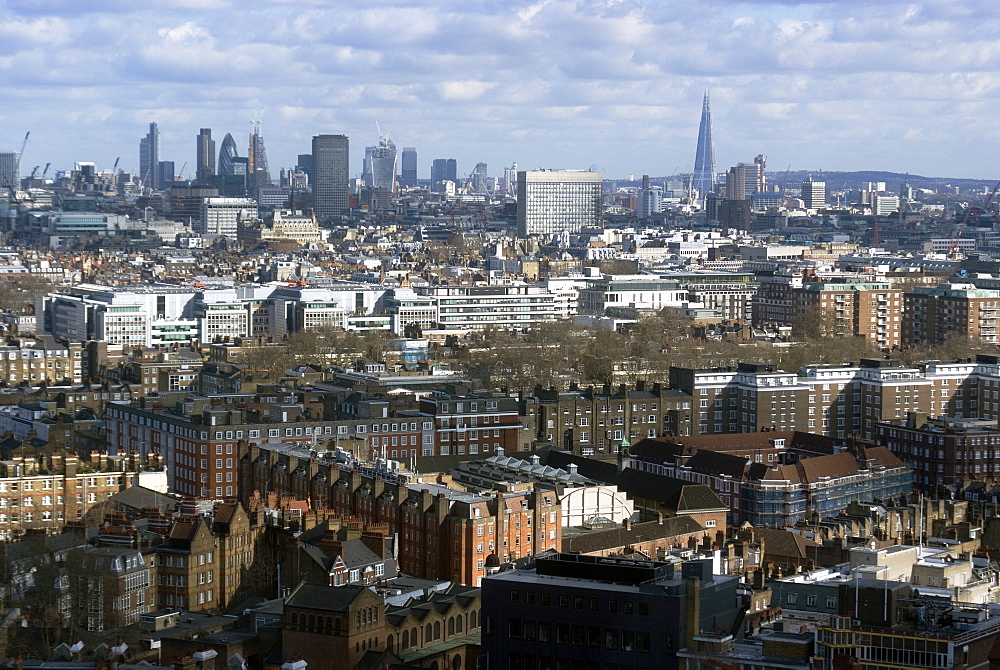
[{"left": 1, "top": 0, "right": 998, "bottom": 182}]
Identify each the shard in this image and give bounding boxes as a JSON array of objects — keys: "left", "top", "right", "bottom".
[{"left": 692, "top": 91, "right": 716, "bottom": 197}]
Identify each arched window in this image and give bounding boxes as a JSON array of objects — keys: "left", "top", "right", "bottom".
[
  {"left": 456, "top": 616, "right": 463, "bottom": 633},
  {"left": 470, "top": 610, "right": 477, "bottom": 629},
  {"left": 426, "top": 623, "right": 432, "bottom": 641},
  {"left": 448, "top": 617, "right": 455, "bottom": 636},
  {"left": 402, "top": 630, "right": 409, "bottom": 649},
  {"left": 452, "top": 656, "right": 462, "bottom": 670},
  {"left": 411, "top": 627, "right": 418, "bottom": 647},
  {"left": 308, "top": 615, "right": 315, "bottom": 630},
  {"left": 434, "top": 621, "right": 441, "bottom": 640},
  {"left": 335, "top": 618, "right": 342, "bottom": 632},
  {"left": 291, "top": 613, "right": 298, "bottom": 627},
  {"left": 386, "top": 635, "right": 394, "bottom": 654}
]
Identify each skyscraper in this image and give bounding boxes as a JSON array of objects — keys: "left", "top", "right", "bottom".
[
  {"left": 472, "top": 162, "right": 488, "bottom": 193},
  {"left": 431, "top": 158, "right": 457, "bottom": 185},
  {"left": 312, "top": 134, "right": 350, "bottom": 220},
  {"left": 196, "top": 128, "right": 215, "bottom": 183},
  {"left": 247, "top": 114, "right": 271, "bottom": 190},
  {"left": 516, "top": 169, "right": 603, "bottom": 237},
  {"left": 371, "top": 134, "right": 397, "bottom": 192},
  {"left": 400, "top": 147, "right": 417, "bottom": 187},
  {"left": 218, "top": 133, "right": 239, "bottom": 176},
  {"left": 0, "top": 151, "right": 19, "bottom": 191},
  {"left": 139, "top": 122, "right": 159, "bottom": 189},
  {"left": 692, "top": 91, "right": 716, "bottom": 197},
  {"left": 801, "top": 179, "right": 826, "bottom": 211}
]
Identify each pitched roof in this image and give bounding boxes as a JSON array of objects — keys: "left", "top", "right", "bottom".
[
  {"left": 798, "top": 451, "right": 863, "bottom": 484},
  {"left": 756, "top": 528, "right": 821, "bottom": 560},
  {"left": 284, "top": 582, "right": 369, "bottom": 612},
  {"left": 561, "top": 517, "right": 705, "bottom": 554}
]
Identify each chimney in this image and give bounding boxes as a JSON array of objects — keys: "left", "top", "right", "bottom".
[{"left": 624, "top": 518, "right": 631, "bottom": 531}]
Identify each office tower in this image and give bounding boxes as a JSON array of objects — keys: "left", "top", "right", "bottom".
[
  {"left": 400, "top": 147, "right": 417, "bottom": 187},
  {"left": 472, "top": 162, "right": 488, "bottom": 193},
  {"left": 361, "top": 146, "right": 374, "bottom": 187},
  {"left": 247, "top": 115, "right": 271, "bottom": 190},
  {"left": 724, "top": 165, "right": 747, "bottom": 200},
  {"left": 139, "top": 122, "right": 160, "bottom": 189},
  {"left": 196, "top": 128, "right": 215, "bottom": 183},
  {"left": 516, "top": 169, "right": 603, "bottom": 237},
  {"left": 296, "top": 153, "right": 314, "bottom": 183},
  {"left": 753, "top": 155, "right": 766, "bottom": 193},
  {"left": 0, "top": 151, "right": 18, "bottom": 191},
  {"left": 692, "top": 91, "right": 716, "bottom": 197},
  {"left": 801, "top": 179, "right": 826, "bottom": 210},
  {"left": 431, "top": 158, "right": 457, "bottom": 185},
  {"left": 157, "top": 161, "right": 175, "bottom": 186},
  {"left": 637, "top": 175, "right": 662, "bottom": 219},
  {"left": 312, "top": 134, "right": 350, "bottom": 219},
  {"left": 200, "top": 197, "right": 258, "bottom": 237},
  {"left": 218, "top": 133, "right": 239, "bottom": 176},
  {"left": 503, "top": 162, "right": 518, "bottom": 197},
  {"left": 371, "top": 134, "right": 397, "bottom": 192}
]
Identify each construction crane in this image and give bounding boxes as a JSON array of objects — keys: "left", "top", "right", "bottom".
[
  {"left": 178, "top": 162, "right": 187, "bottom": 181},
  {"left": 112, "top": 157, "right": 120, "bottom": 171},
  {"left": 41, "top": 163, "right": 50, "bottom": 179},
  {"left": 951, "top": 179, "right": 1000, "bottom": 257}
]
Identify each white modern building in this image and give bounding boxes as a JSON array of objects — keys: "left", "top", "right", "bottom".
[
  {"left": 516, "top": 169, "right": 603, "bottom": 237},
  {"left": 199, "top": 197, "right": 258, "bottom": 237}
]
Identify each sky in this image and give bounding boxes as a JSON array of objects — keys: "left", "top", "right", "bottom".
[{"left": 1, "top": 0, "right": 999, "bottom": 182}]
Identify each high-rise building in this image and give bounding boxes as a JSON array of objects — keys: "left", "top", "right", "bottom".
[
  {"left": 637, "top": 175, "right": 662, "bottom": 219},
  {"left": 247, "top": 117, "right": 271, "bottom": 190},
  {"left": 361, "top": 146, "right": 374, "bottom": 187},
  {"left": 472, "top": 162, "right": 488, "bottom": 193},
  {"left": 400, "top": 147, "right": 417, "bottom": 187},
  {"left": 801, "top": 179, "right": 826, "bottom": 210},
  {"left": 0, "top": 151, "right": 18, "bottom": 191},
  {"left": 371, "top": 135, "right": 397, "bottom": 192},
  {"left": 296, "top": 153, "right": 314, "bottom": 183},
  {"left": 139, "top": 122, "right": 159, "bottom": 189},
  {"left": 200, "top": 196, "right": 258, "bottom": 237},
  {"left": 692, "top": 91, "right": 716, "bottom": 197},
  {"left": 195, "top": 128, "right": 215, "bottom": 183},
  {"left": 503, "top": 162, "right": 518, "bottom": 197},
  {"left": 157, "top": 161, "right": 175, "bottom": 186},
  {"left": 516, "top": 169, "right": 603, "bottom": 237},
  {"left": 312, "top": 134, "right": 350, "bottom": 220},
  {"left": 431, "top": 158, "right": 457, "bottom": 185},
  {"left": 218, "top": 133, "right": 239, "bottom": 176},
  {"left": 724, "top": 164, "right": 747, "bottom": 200}
]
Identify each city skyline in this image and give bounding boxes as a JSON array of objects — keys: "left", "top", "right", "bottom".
[{"left": 1, "top": 1, "right": 999, "bottom": 180}]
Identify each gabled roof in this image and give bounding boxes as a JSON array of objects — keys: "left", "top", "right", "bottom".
[
  {"left": 284, "top": 582, "right": 369, "bottom": 612},
  {"left": 562, "top": 517, "right": 705, "bottom": 554}
]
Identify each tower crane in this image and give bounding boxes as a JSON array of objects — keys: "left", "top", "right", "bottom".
[
  {"left": 951, "top": 179, "right": 1000, "bottom": 257},
  {"left": 41, "top": 163, "right": 50, "bottom": 179}
]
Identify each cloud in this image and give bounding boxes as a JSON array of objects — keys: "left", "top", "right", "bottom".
[{"left": 0, "top": 0, "right": 998, "bottom": 179}]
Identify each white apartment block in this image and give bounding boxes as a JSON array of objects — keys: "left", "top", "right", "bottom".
[{"left": 199, "top": 197, "right": 258, "bottom": 237}]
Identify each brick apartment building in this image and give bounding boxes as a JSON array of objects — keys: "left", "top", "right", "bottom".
[
  {"left": 669, "top": 357, "right": 985, "bottom": 440},
  {"left": 106, "top": 386, "right": 525, "bottom": 498},
  {"left": 521, "top": 382, "right": 693, "bottom": 455},
  {"left": 0, "top": 451, "right": 157, "bottom": 540},
  {"left": 903, "top": 282, "right": 1000, "bottom": 346},
  {"left": 67, "top": 546, "right": 151, "bottom": 631},
  {"left": 282, "top": 581, "right": 482, "bottom": 670},
  {"left": 876, "top": 413, "right": 1000, "bottom": 492},
  {"left": 151, "top": 502, "right": 264, "bottom": 612},
  {"left": 240, "top": 442, "right": 561, "bottom": 585},
  {"left": 753, "top": 275, "right": 902, "bottom": 348}
]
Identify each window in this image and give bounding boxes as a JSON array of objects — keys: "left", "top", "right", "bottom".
[
  {"left": 807, "top": 595, "right": 817, "bottom": 607},
  {"left": 787, "top": 593, "right": 797, "bottom": 605}
]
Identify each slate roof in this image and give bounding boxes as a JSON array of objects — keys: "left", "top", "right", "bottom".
[
  {"left": 756, "top": 528, "right": 821, "bottom": 560},
  {"left": 109, "top": 486, "right": 181, "bottom": 514},
  {"left": 541, "top": 450, "right": 727, "bottom": 513},
  {"left": 561, "top": 517, "right": 706, "bottom": 554},
  {"left": 284, "top": 582, "right": 369, "bottom": 612}
]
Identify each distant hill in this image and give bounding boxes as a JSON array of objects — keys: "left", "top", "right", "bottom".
[{"left": 608, "top": 171, "right": 998, "bottom": 192}]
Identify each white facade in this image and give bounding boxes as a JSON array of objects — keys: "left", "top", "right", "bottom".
[
  {"left": 200, "top": 197, "right": 258, "bottom": 237},
  {"left": 517, "top": 169, "right": 603, "bottom": 237}
]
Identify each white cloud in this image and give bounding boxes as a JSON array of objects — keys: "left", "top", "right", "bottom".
[{"left": 0, "top": 0, "right": 998, "bottom": 179}]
